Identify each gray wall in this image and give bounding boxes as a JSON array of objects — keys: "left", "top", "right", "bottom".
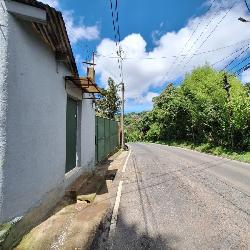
[
  {"left": 0, "top": 0, "right": 8, "bottom": 222},
  {"left": 81, "top": 94, "right": 95, "bottom": 169},
  {"left": 0, "top": 4, "right": 96, "bottom": 223}
]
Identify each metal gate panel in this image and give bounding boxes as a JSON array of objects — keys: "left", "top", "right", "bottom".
[
  {"left": 95, "top": 116, "right": 119, "bottom": 163},
  {"left": 104, "top": 119, "right": 110, "bottom": 156}
]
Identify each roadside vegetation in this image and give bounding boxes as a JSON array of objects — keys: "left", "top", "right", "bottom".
[
  {"left": 95, "top": 77, "right": 121, "bottom": 119},
  {"left": 125, "top": 66, "right": 250, "bottom": 163}
]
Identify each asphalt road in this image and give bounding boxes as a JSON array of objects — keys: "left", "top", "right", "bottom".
[{"left": 109, "top": 143, "right": 250, "bottom": 250}]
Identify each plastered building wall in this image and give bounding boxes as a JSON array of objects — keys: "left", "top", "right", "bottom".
[
  {"left": 0, "top": 6, "right": 96, "bottom": 223},
  {"left": 0, "top": 0, "right": 9, "bottom": 223},
  {"left": 81, "top": 94, "right": 96, "bottom": 170}
]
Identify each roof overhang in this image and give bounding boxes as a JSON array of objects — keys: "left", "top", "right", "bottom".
[
  {"left": 65, "top": 76, "right": 101, "bottom": 94},
  {"left": 11, "top": 0, "right": 78, "bottom": 77}
]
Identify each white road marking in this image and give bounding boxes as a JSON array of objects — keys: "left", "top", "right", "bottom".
[
  {"left": 108, "top": 149, "right": 131, "bottom": 246},
  {"left": 122, "top": 148, "right": 131, "bottom": 173},
  {"left": 108, "top": 180, "right": 123, "bottom": 242}
]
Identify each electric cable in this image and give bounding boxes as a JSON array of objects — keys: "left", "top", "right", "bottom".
[
  {"left": 183, "top": 4, "right": 234, "bottom": 70},
  {"left": 95, "top": 39, "right": 250, "bottom": 60},
  {"left": 108, "top": 0, "right": 124, "bottom": 82},
  {"left": 222, "top": 45, "right": 249, "bottom": 70},
  {"left": 229, "top": 54, "right": 250, "bottom": 71},
  {"left": 211, "top": 43, "right": 250, "bottom": 67},
  {"left": 244, "top": 0, "right": 250, "bottom": 13},
  {"left": 164, "top": 0, "right": 217, "bottom": 81}
]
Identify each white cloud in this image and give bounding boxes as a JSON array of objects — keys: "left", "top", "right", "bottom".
[
  {"left": 145, "top": 92, "right": 159, "bottom": 103},
  {"left": 129, "top": 91, "right": 159, "bottom": 105},
  {"left": 39, "top": 0, "right": 59, "bottom": 8},
  {"left": 63, "top": 11, "right": 99, "bottom": 43},
  {"left": 96, "top": 0, "right": 250, "bottom": 111},
  {"left": 152, "top": 22, "right": 165, "bottom": 45},
  {"left": 39, "top": 1, "right": 100, "bottom": 43},
  {"left": 123, "top": 92, "right": 159, "bottom": 113},
  {"left": 242, "top": 69, "right": 250, "bottom": 83}
]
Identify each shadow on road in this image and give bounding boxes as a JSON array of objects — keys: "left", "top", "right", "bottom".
[
  {"left": 112, "top": 214, "right": 180, "bottom": 250},
  {"left": 92, "top": 212, "right": 180, "bottom": 250}
]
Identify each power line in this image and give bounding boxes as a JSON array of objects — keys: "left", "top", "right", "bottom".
[
  {"left": 108, "top": 0, "right": 124, "bottom": 82},
  {"left": 109, "top": 0, "right": 119, "bottom": 44},
  {"left": 228, "top": 54, "right": 250, "bottom": 71},
  {"left": 223, "top": 45, "right": 249, "bottom": 70},
  {"left": 211, "top": 43, "right": 250, "bottom": 67},
  {"left": 234, "top": 63, "right": 250, "bottom": 75},
  {"left": 187, "top": 39, "right": 250, "bottom": 56},
  {"left": 180, "top": 3, "right": 214, "bottom": 53},
  {"left": 244, "top": 0, "right": 250, "bottom": 13},
  {"left": 177, "top": 7, "right": 220, "bottom": 69},
  {"left": 163, "top": 0, "right": 217, "bottom": 81},
  {"left": 183, "top": 5, "right": 234, "bottom": 70},
  {"left": 95, "top": 39, "right": 250, "bottom": 60}
]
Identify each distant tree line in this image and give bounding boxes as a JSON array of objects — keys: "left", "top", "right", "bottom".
[{"left": 125, "top": 66, "right": 250, "bottom": 150}]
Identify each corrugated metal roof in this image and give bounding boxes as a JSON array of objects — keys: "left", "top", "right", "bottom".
[{"left": 13, "top": 0, "right": 78, "bottom": 77}]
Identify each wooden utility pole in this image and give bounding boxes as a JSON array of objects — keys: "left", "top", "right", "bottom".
[
  {"left": 223, "top": 73, "right": 233, "bottom": 148},
  {"left": 82, "top": 51, "right": 96, "bottom": 66},
  {"left": 121, "top": 82, "right": 125, "bottom": 149}
]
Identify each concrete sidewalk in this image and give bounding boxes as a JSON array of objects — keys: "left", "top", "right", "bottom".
[{"left": 15, "top": 150, "right": 128, "bottom": 250}]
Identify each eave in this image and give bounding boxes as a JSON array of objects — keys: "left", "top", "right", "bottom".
[
  {"left": 11, "top": 0, "right": 78, "bottom": 77},
  {"left": 65, "top": 76, "right": 101, "bottom": 94}
]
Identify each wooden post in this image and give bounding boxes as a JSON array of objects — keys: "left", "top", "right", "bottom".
[{"left": 121, "top": 82, "right": 125, "bottom": 149}]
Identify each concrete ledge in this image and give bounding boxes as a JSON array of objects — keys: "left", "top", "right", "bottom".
[
  {"left": 0, "top": 166, "right": 98, "bottom": 249},
  {"left": 0, "top": 185, "right": 63, "bottom": 249},
  {"left": 64, "top": 166, "right": 85, "bottom": 188}
]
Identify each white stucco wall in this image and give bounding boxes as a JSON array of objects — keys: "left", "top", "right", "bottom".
[
  {"left": 81, "top": 94, "right": 96, "bottom": 170},
  {"left": 0, "top": 0, "right": 8, "bottom": 222},
  {"left": 1, "top": 14, "right": 68, "bottom": 222},
  {"left": 0, "top": 8, "right": 96, "bottom": 223}
]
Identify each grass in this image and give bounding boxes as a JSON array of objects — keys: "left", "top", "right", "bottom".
[{"left": 153, "top": 140, "right": 250, "bottom": 164}]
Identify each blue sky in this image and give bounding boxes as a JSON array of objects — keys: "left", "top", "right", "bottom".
[
  {"left": 65, "top": 0, "right": 206, "bottom": 50},
  {"left": 42, "top": 0, "right": 250, "bottom": 113}
]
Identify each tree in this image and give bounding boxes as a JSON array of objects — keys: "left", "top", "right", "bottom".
[
  {"left": 244, "top": 82, "right": 250, "bottom": 96},
  {"left": 95, "top": 77, "right": 121, "bottom": 119},
  {"left": 124, "top": 66, "right": 250, "bottom": 150},
  {"left": 124, "top": 112, "right": 151, "bottom": 142}
]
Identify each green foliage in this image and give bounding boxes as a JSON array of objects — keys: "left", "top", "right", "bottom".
[
  {"left": 125, "top": 66, "right": 250, "bottom": 152},
  {"left": 244, "top": 82, "right": 250, "bottom": 96},
  {"left": 124, "top": 112, "right": 147, "bottom": 142},
  {"left": 95, "top": 77, "right": 121, "bottom": 119},
  {"left": 156, "top": 140, "right": 250, "bottom": 163}
]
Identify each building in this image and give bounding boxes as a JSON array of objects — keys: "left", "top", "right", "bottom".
[{"left": 0, "top": 0, "right": 100, "bottom": 230}]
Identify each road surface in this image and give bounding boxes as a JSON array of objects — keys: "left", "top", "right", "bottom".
[{"left": 107, "top": 143, "right": 250, "bottom": 250}]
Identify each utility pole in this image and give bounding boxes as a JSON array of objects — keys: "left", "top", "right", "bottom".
[
  {"left": 223, "top": 73, "right": 233, "bottom": 148},
  {"left": 120, "top": 82, "right": 125, "bottom": 150},
  {"left": 82, "top": 51, "right": 96, "bottom": 67}
]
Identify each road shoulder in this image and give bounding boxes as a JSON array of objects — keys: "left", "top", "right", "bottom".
[{"left": 15, "top": 150, "right": 129, "bottom": 250}]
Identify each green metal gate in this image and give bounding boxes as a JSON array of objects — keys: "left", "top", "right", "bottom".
[
  {"left": 66, "top": 97, "right": 77, "bottom": 173},
  {"left": 95, "top": 116, "right": 119, "bottom": 163}
]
